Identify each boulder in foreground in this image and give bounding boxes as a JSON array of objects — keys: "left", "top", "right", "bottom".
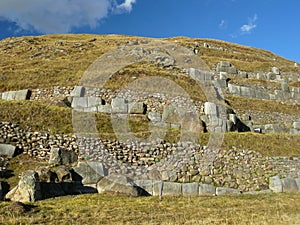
[{"left": 97, "top": 174, "right": 149, "bottom": 197}]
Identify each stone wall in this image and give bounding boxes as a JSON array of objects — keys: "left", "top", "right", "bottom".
[{"left": 1, "top": 122, "right": 299, "bottom": 192}]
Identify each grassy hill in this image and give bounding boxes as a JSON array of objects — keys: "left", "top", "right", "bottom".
[
  {"left": 0, "top": 34, "right": 299, "bottom": 92},
  {"left": 1, "top": 34, "right": 300, "bottom": 155},
  {"left": 0, "top": 34, "right": 300, "bottom": 224}
]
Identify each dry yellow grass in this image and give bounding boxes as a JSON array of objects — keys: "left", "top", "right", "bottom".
[
  {"left": 225, "top": 95, "right": 300, "bottom": 115},
  {"left": 1, "top": 34, "right": 299, "bottom": 92},
  {"left": 0, "top": 193, "right": 299, "bottom": 224}
]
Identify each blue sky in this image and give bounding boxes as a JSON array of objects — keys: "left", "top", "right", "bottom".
[{"left": 0, "top": 0, "right": 299, "bottom": 62}]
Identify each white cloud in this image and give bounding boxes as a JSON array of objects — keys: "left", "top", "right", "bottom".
[
  {"left": 117, "top": 0, "right": 136, "bottom": 12},
  {"left": 240, "top": 14, "right": 258, "bottom": 34},
  {"left": 219, "top": 20, "right": 227, "bottom": 29},
  {"left": 0, "top": 0, "right": 137, "bottom": 34}
]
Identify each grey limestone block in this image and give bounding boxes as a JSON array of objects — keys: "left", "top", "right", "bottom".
[
  {"left": 269, "top": 175, "right": 283, "bottom": 193},
  {"left": 182, "top": 182, "right": 199, "bottom": 196},
  {"left": 162, "top": 182, "right": 182, "bottom": 196},
  {"left": 216, "top": 187, "right": 241, "bottom": 195}
]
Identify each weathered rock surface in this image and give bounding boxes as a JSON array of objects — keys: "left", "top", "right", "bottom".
[
  {"left": 48, "top": 148, "right": 77, "bottom": 166},
  {"left": 162, "top": 182, "right": 182, "bottom": 196},
  {"left": 0, "top": 89, "right": 31, "bottom": 101},
  {"left": 134, "top": 179, "right": 154, "bottom": 196},
  {"left": 70, "top": 86, "right": 85, "bottom": 97},
  {"left": 182, "top": 182, "right": 198, "bottom": 196},
  {"left": 5, "top": 170, "right": 42, "bottom": 203},
  {"left": 0, "top": 144, "right": 17, "bottom": 157},
  {"left": 97, "top": 174, "right": 147, "bottom": 196},
  {"left": 128, "top": 102, "right": 146, "bottom": 114},
  {"left": 269, "top": 175, "right": 283, "bottom": 193},
  {"left": 73, "top": 161, "right": 108, "bottom": 185},
  {"left": 216, "top": 187, "right": 241, "bottom": 195},
  {"left": 51, "top": 165, "right": 73, "bottom": 182},
  {"left": 111, "top": 97, "right": 128, "bottom": 114},
  {"left": 199, "top": 183, "right": 216, "bottom": 195},
  {"left": 281, "top": 177, "right": 298, "bottom": 192}
]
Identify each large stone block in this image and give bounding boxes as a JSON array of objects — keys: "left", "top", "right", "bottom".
[
  {"left": 128, "top": 102, "right": 146, "bottom": 114},
  {"left": 264, "top": 124, "right": 281, "bottom": 133},
  {"left": 219, "top": 61, "right": 231, "bottom": 67},
  {"left": 83, "top": 107, "right": 98, "bottom": 113},
  {"left": 0, "top": 144, "right": 17, "bottom": 157},
  {"left": 228, "top": 67, "right": 238, "bottom": 74},
  {"left": 199, "top": 183, "right": 215, "bottom": 196},
  {"left": 153, "top": 180, "right": 163, "bottom": 196},
  {"left": 243, "top": 190, "right": 272, "bottom": 195},
  {"left": 240, "top": 87, "right": 255, "bottom": 98},
  {"left": 238, "top": 71, "right": 248, "bottom": 79},
  {"left": 73, "top": 162, "right": 108, "bottom": 185},
  {"left": 281, "top": 82, "right": 290, "bottom": 92},
  {"left": 88, "top": 96, "right": 104, "bottom": 108},
  {"left": 1, "top": 92, "right": 9, "bottom": 100},
  {"left": 70, "top": 86, "right": 85, "bottom": 97},
  {"left": 48, "top": 148, "right": 78, "bottom": 166},
  {"left": 290, "top": 128, "right": 300, "bottom": 135},
  {"left": 148, "top": 112, "right": 162, "bottom": 122},
  {"left": 5, "top": 170, "right": 42, "bottom": 203},
  {"left": 291, "top": 87, "right": 300, "bottom": 93},
  {"left": 204, "top": 102, "right": 218, "bottom": 116},
  {"left": 272, "top": 67, "right": 280, "bottom": 75},
  {"left": 274, "top": 90, "right": 284, "bottom": 100},
  {"left": 269, "top": 175, "right": 282, "bottom": 193},
  {"left": 293, "top": 122, "right": 300, "bottom": 130},
  {"left": 255, "top": 90, "right": 270, "bottom": 100},
  {"left": 97, "top": 104, "right": 111, "bottom": 114},
  {"left": 281, "top": 177, "right": 298, "bottom": 192},
  {"left": 134, "top": 179, "right": 153, "bottom": 196},
  {"left": 6, "top": 91, "right": 16, "bottom": 100},
  {"left": 161, "top": 171, "right": 178, "bottom": 182},
  {"left": 256, "top": 73, "right": 266, "bottom": 80},
  {"left": 216, "top": 187, "right": 241, "bottom": 195},
  {"left": 189, "top": 68, "right": 212, "bottom": 81},
  {"left": 267, "top": 72, "right": 276, "bottom": 80},
  {"left": 182, "top": 182, "right": 199, "bottom": 196},
  {"left": 162, "top": 105, "right": 184, "bottom": 124},
  {"left": 219, "top": 72, "right": 228, "bottom": 80},
  {"left": 111, "top": 97, "right": 128, "bottom": 114},
  {"left": 214, "top": 79, "right": 227, "bottom": 88},
  {"left": 97, "top": 174, "right": 147, "bottom": 197},
  {"left": 71, "top": 97, "right": 88, "bottom": 109},
  {"left": 51, "top": 165, "right": 73, "bottom": 182},
  {"left": 162, "top": 182, "right": 182, "bottom": 196},
  {"left": 14, "top": 89, "right": 31, "bottom": 100},
  {"left": 292, "top": 92, "right": 300, "bottom": 101},
  {"left": 228, "top": 84, "right": 241, "bottom": 95}
]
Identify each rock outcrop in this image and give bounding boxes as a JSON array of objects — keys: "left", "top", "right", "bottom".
[{"left": 5, "top": 170, "right": 42, "bottom": 203}]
